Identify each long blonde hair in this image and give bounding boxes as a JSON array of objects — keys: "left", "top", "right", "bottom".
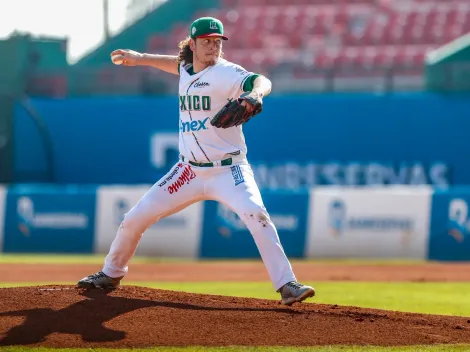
[
  {"left": 177, "top": 36, "right": 224, "bottom": 65},
  {"left": 177, "top": 37, "right": 193, "bottom": 65}
]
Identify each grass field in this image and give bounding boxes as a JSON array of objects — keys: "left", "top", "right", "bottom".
[{"left": 0, "top": 255, "right": 469, "bottom": 352}]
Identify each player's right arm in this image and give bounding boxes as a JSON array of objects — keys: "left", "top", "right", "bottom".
[{"left": 110, "top": 49, "right": 179, "bottom": 75}]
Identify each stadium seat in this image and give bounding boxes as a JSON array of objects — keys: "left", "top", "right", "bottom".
[{"left": 142, "top": 0, "right": 470, "bottom": 84}]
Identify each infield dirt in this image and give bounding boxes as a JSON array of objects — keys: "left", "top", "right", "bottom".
[
  {"left": 1, "top": 262, "right": 470, "bottom": 347},
  {"left": 2, "top": 261, "right": 470, "bottom": 283},
  {"left": 0, "top": 285, "right": 470, "bottom": 348}
]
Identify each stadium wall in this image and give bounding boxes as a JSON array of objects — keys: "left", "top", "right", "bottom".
[
  {"left": 0, "top": 185, "right": 6, "bottom": 252},
  {"left": 2, "top": 184, "right": 96, "bottom": 253},
  {"left": 0, "top": 184, "right": 469, "bottom": 261},
  {"left": 13, "top": 93, "right": 470, "bottom": 188}
]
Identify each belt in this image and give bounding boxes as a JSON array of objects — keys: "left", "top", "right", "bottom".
[{"left": 182, "top": 156, "right": 232, "bottom": 167}]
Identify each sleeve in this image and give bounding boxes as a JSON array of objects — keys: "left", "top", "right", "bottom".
[
  {"left": 242, "top": 73, "right": 260, "bottom": 92},
  {"left": 223, "top": 63, "right": 259, "bottom": 97}
]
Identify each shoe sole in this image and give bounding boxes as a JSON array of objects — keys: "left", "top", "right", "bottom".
[
  {"left": 77, "top": 281, "right": 120, "bottom": 289},
  {"left": 282, "top": 287, "right": 316, "bottom": 306}
]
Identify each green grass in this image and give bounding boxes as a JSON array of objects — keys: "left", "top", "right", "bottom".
[
  {"left": 2, "top": 281, "right": 470, "bottom": 317},
  {"left": 137, "top": 281, "right": 470, "bottom": 317},
  {"left": 1, "top": 346, "right": 470, "bottom": 351}
]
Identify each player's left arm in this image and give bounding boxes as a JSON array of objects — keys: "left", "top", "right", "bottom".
[
  {"left": 249, "top": 75, "right": 272, "bottom": 98},
  {"left": 211, "top": 71, "right": 270, "bottom": 128},
  {"left": 240, "top": 74, "right": 272, "bottom": 112}
]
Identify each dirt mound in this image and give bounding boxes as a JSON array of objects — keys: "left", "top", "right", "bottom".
[{"left": 0, "top": 285, "right": 469, "bottom": 348}]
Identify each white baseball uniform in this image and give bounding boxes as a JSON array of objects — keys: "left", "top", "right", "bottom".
[{"left": 102, "top": 58, "right": 297, "bottom": 290}]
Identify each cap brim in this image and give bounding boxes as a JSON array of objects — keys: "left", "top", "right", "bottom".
[{"left": 196, "top": 33, "right": 229, "bottom": 40}]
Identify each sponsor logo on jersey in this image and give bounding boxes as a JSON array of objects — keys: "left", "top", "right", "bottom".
[
  {"left": 231, "top": 165, "right": 245, "bottom": 186},
  {"left": 158, "top": 163, "right": 182, "bottom": 187},
  {"left": 180, "top": 117, "right": 210, "bottom": 133},
  {"left": 193, "top": 82, "right": 210, "bottom": 88},
  {"left": 236, "top": 67, "right": 248, "bottom": 76},
  {"left": 179, "top": 95, "right": 211, "bottom": 111},
  {"left": 167, "top": 165, "right": 197, "bottom": 194}
]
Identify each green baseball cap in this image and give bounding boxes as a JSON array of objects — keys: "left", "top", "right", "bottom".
[{"left": 190, "top": 17, "right": 229, "bottom": 41}]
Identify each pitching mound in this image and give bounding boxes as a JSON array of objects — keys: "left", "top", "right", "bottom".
[{"left": 0, "top": 286, "right": 470, "bottom": 348}]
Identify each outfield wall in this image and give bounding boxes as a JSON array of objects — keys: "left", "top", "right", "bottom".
[
  {"left": 306, "top": 186, "right": 432, "bottom": 259},
  {"left": 0, "top": 186, "right": 6, "bottom": 252},
  {"left": 14, "top": 94, "right": 470, "bottom": 188},
  {"left": 0, "top": 184, "right": 469, "bottom": 261}
]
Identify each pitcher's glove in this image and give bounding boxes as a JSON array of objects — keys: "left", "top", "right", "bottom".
[{"left": 210, "top": 92, "right": 263, "bottom": 129}]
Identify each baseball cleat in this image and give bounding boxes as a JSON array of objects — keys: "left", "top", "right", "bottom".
[
  {"left": 278, "top": 281, "right": 315, "bottom": 306},
  {"left": 77, "top": 271, "right": 123, "bottom": 289}
]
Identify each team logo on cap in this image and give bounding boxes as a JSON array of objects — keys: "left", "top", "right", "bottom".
[
  {"left": 210, "top": 21, "right": 218, "bottom": 29},
  {"left": 192, "top": 27, "right": 196, "bottom": 35}
]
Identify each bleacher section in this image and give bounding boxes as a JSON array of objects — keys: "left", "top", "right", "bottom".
[
  {"left": 24, "top": 0, "right": 470, "bottom": 95},
  {"left": 147, "top": 0, "right": 470, "bottom": 91}
]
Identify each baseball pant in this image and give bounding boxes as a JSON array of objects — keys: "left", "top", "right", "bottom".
[{"left": 102, "top": 160, "right": 297, "bottom": 291}]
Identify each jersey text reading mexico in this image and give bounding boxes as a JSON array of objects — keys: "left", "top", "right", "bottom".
[{"left": 179, "top": 95, "right": 211, "bottom": 111}]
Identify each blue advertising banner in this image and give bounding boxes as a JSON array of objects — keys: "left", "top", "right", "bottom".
[
  {"left": 14, "top": 97, "right": 179, "bottom": 184},
  {"left": 199, "top": 191, "right": 309, "bottom": 258},
  {"left": 14, "top": 93, "right": 470, "bottom": 188},
  {"left": 428, "top": 187, "right": 470, "bottom": 261},
  {"left": 3, "top": 184, "right": 97, "bottom": 253}
]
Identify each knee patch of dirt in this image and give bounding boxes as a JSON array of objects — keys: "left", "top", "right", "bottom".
[{"left": 0, "top": 285, "right": 469, "bottom": 348}]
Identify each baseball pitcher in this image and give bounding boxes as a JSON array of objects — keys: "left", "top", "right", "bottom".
[{"left": 78, "top": 17, "right": 315, "bottom": 305}]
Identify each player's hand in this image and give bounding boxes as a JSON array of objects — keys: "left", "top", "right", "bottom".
[
  {"left": 241, "top": 91, "right": 263, "bottom": 113},
  {"left": 240, "top": 100, "right": 254, "bottom": 113},
  {"left": 110, "top": 49, "right": 143, "bottom": 66}
]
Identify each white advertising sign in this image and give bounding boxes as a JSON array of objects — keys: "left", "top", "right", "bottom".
[
  {"left": 306, "top": 186, "right": 432, "bottom": 259},
  {"left": 95, "top": 185, "right": 203, "bottom": 258},
  {"left": 0, "top": 186, "right": 5, "bottom": 251}
]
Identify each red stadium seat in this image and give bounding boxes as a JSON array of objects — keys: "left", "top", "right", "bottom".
[
  {"left": 148, "top": 0, "right": 470, "bottom": 82},
  {"left": 147, "top": 35, "right": 168, "bottom": 51}
]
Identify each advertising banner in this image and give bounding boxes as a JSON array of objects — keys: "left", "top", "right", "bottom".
[
  {"left": 428, "top": 188, "right": 470, "bottom": 261},
  {"left": 15, "top": 94, "right": 470, "bottom": 188},
  {"left": 200, "top": 191, "right": 309, "bottom": 258},
  {"left": 3, "top": 185, "right": 97, "bottom": 253},
  {"left": 95, "top": 185, "right": 204, "bottom": 258},
  {"left": 306, "top": 186, "right": 432, "bottom": 259}
]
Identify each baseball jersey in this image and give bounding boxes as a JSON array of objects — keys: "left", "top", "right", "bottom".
[{"left": 178, "top": 58, "right": 258, "bottom": 163}]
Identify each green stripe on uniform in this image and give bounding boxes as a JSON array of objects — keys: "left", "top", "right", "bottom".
[{"left": 242, "top": 74, "right": 260, "bottom": 92}]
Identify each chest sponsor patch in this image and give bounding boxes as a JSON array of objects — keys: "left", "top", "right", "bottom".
[
  {"left": 194, "top": 81, "right": 210, "bottom": 88},
  {"left": 180, "top": 117, "right": 209, "bottom": 133}
]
